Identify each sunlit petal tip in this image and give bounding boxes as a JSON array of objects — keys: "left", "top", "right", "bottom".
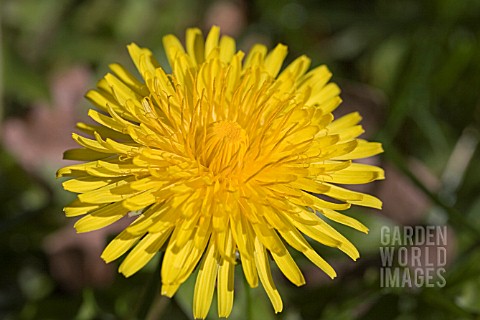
[{"left": 161, "top": 283, "right": 180, "bottom": 298}]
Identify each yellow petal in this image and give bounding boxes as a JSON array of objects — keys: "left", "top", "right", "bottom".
[
  {"left": 109, "top": 63, "right": 149, "bottom": 96},
  {"left": 219, "top": 35, "right": 236, "bottom": 64},
  {"left": 186, "top": 27, "right": 205, "bottom": 66},
  {"left": 240, "top": 251, "right": 258, "bottom": 288},
  {"left": 88, "top": 109, "right": 126, "bottom": 134},
  {"left": 329, "top": 112, "right": 362, "bottom": 131},
  {"left": 85, "top": 89, "right": 116, "bottom": 113},
  {"left": 271, "top": 248, "right": 305, "bottom": 286},
  {"left": 193, "top": 241, "right": 218, "bottom": 320},
  {"left": 162, "top": 34, "right": 186, "bottom": 70},
  {"left": 217, "top": 230, "right": 235, "bottom": 318},
  {"left": 225, "top": 51, "right": 244, "bottom": 97},
  {"left": 302, "top": 223, "right": 360, "bottom": 260},
  {"left": 127, "top": 43, "right": 158, "bottom": 78},
  {"left": 297, "top": 191, "right": 351, "bottom": 211},
  {"left": 317, "top": 96, "right": 342, "bottom": 114},
  {"left": 76, "top": 122, "right": 131, "bottom": 142},
  {"left": 205, "top": 25, "right": 220, "bottom": 58},
  {"left": 105, "top": 73, "right": 143, "bottom": 110},
  {"left": 85, "top": 161, "right": 148, "bottom": 178},
  {"left": 74, "top": 202, "right": 126, "bottom": 233},
  {"left": 289, "top": 213, "right": 342, "bottom": 249},
  {"left": 101, "top": 229, "right": 142, "bottom": 263},
  {"left": 289, "top": 178, "right": 329, "bottom": 194},
  {"left": 323, "top": 183, "right": 383, "bottom": 209},
  {"left": 122, "top": 191, "right": 156, "bottom": 211},
  {"left": 319, "top": 208, "right": 369, "bottom": 233},
  {"left": 162, "top": 216, "right": 211, "bottom": 287},
  {"left": 320, "top": 164, "right": 384, "bottom": 184},
  {"left": 63, "top": 176, "right": 116, "bottom": 193},
  {"left": 119, "top": 230, "right": 172, "bottom": 277},
  {"left": 253, "top": 237, "right": 283, "bottom": 313},
  {"left": 72, "top": 133, "right": 110, "bottom": 154},
  {"left": 310, "top": 83, "right": 341, "bottom": 106},
  {"left": 126, "top": 204, "right": 169, "bottom": 235},
  {"left": 317, "top": 140, "right": 358, "bottom": 160},
  {"left": 276, "top": 224, "right": 336, "bottom": 279},
  {"left": 300, "top": 65, "right": 332, "bottom": 96},
  {"left": 251, "top": 218, "right": 286, "bottom": 255},
  {"left": 64, "top": 199, "right": 101, "bottom": 217},
  {"left": 276, "top": 226, "right": 310, "bottom": 252},
  {"left": 77, "top": 178, "right": 136, "bottom": 203},
  {"left": 303, "top": 249, "right": 336, "bottom": 279},
  {"left": 339, "top": 126, "right": 365, "bottom": 142},
  {"left": 244, "top": 44, "right": 267, "bottom": 69},
  {"left": 264, "top": 44, "right": 288, "bottom": 78},
  {"left": 333, "top": 140, "right": 384, "bottom": 160},
  {"left": 278, "top": 55, "right": 311, "bottom": 82}
]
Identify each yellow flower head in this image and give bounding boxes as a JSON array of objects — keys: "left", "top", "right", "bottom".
[{"left": 58, "top": 26, "right": 384, "bottom": 318}]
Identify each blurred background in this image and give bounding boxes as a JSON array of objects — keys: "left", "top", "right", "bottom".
[{"left": 1, "top": 0, "right": 480, "bottom": 319}]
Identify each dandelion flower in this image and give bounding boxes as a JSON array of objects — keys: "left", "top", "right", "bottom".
[{"left": 57, "top": 26, "right": 384, "bottom": 318}]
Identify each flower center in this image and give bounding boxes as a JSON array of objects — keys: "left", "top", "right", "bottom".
[{"left": 202, "top": 121, "right": 249, "bottom": 174}]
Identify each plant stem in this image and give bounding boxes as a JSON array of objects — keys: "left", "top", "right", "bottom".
[
  {"left": 134, "top": 253, "right": 164, "bottom": 320},
  {"left": 244, "top": 275, "right": 252, "bottom": 320}
]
